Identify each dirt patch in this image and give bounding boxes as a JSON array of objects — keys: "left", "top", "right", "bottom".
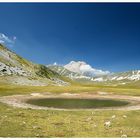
[
  {"left": 61, "top": 93, "right": 79, "bottom": 96},
  {"left": 97, "top": 91, "right": 108, "bottom": 95}
]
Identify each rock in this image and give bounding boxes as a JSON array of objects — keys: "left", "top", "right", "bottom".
[
  {"left": 0, "top": 62, "right": 28, "bottom": 76},
  {"left": 98, "top": 91, "right": 108, "bottom": 95},
  {"left": 91, "top": 112, "right": 94, "bottom": 115},
  {"left": 31, "top": 93, "right": 41, "bottom": 96},
  {"left": 86, "top": 117, "right": 92, "bottom": 122},
  {"left": 22, "top": 121, "right": 26, "bottom": 124},
  {"left": 104, "top": 121, "right": 111, "bottom": 127},
  {"left": 52, "top": 78, "right": 70, "bottom": 86},
  {"left": 93, "top": 124, "right": 97, "bottom": 128},
  {"left": 111, "top": 115, "right": 116, "bottom": 119},
  {"left": 32, "top": 125, "right": 41, "bottom": 129},
  {"left": 121, "top": 134, "right": 127, "bottom": 138},
  {"left": 36, "top": 134, "right": 40, "bottom": 137},
  {"left": 123, "top": 115, "right": 127, "bottom": 118}
]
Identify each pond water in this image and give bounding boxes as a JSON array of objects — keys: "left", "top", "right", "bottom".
[{"left": 27, "top": 98, "right": 129, "bottom": 109}]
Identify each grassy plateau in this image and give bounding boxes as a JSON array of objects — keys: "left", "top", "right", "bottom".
[{"left": 0, "top": 84, "right": 140, "bottom": 137}]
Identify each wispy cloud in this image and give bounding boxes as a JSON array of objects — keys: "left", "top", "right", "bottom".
[
  {"left": 53, "top": 62, "right": 57, "bottom": 65},
  {"left": 0, "top": 33, "right": 16, "bottom": 46}
]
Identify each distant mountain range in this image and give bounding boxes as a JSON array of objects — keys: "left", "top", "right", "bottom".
[
  {"left": 47, "top": 61, "right": 110, "bottom": 82},
  {"left": 0, "top": 43, "right": 140, "bottom": 86},
  {"left": 48, "top": 61, "right": 140, "bottom": 86},
  {"left": 48, "top": 65, "right": 92, "bottom": 81},
  {"left": 92, "top": 70, "right": 140, "bottom": 86},
  {"left": 64, "top": 61, "right": 110, "bottom": 77}
]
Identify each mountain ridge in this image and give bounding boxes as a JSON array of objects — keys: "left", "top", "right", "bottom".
[
  {"left": 0, "top": 44, "right": 69, "bottom": 86},
  {"left": 48, "top": 61, "right": 140, "bottom": 86},
  {"left": 64, "top": 61, "right": 110, "bottom": 77},
  {"left": 1, "top": 43, "right": 140, "bottom": 86}
]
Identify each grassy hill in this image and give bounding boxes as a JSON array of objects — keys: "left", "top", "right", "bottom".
[{"left": 0, "top": 44, "right": 69, "bottom": 86}]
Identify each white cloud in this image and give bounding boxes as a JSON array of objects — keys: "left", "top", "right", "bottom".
[
  {"left": 53, "top": 62, "right": 57, "bottom": 65},
  {"left": 0, "top": 40, "right": 5, "bottom": 43},
  {"left": 0, "top": 33, "right": 16, "bottom": 46}
]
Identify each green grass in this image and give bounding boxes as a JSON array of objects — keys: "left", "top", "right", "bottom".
[
  {"left": 0, "top": 102, "right": 140, "bottom": 137},
  {"left": 0, "top": 84, "right": 140, "bottom": 137},
  {"left": 0, "top": 84, "right": 140, "bottom": 97},
  {"left": 27, "top": 98, "right": 129, "bottom": 109}
]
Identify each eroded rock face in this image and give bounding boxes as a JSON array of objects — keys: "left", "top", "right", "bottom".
[
  {"left": 0, "top": 62, "right": 28, "bottom": 76},
  {"left": 51, "top": 78, "right": 70, "bottom": 86}
]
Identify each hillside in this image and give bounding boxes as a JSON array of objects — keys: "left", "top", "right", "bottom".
[{"left": 0, "top": 44, "right": 69, "bottom": 86}]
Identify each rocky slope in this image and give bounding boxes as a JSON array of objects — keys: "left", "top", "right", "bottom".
[{"left": 0, "top": 44, "right": 69, "bottom": 86}]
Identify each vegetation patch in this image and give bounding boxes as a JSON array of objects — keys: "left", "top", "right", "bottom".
[{"left": 27, "top": 98, "right": 129, "bottom": 109}]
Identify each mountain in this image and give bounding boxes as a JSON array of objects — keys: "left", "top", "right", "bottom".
[
  {"left": 0, "top": 44, "right": 69, "bottom": 86},
  {"left": 48, "top": 62, "right": 112, "bottom": 83},
  {"left": 49, "top": 61, "right": 140, "bottom": 86},
  {"left": 64, "top": 61, "right": 110, "bottom": 77},
  {"left": 93, "top": 70, "right": 140, "bottom": 82},
  {"left": 1, "top": 43, "right": 139, "bottom": 87},
  {"left": 48, "top": 65, "right": 92, "bottom": 82},
  {"left": 92, "top": 70, "right": 140, "bottom": 87}
]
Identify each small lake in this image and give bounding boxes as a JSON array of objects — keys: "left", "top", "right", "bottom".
[{"left": 27, "top": 98, "right": 129, "bottom": 109}]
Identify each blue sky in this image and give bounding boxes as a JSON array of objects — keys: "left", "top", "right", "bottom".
[{"left": 0, "top": 3, "right": 140, "bottom": 72}]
